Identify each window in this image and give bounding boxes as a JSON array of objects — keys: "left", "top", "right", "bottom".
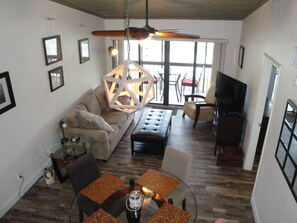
[{"left": 122, "top": 39, "right": 216, "bottom": 105}]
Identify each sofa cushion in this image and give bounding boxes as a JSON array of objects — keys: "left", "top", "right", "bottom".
[
  {"left": 93, "top": 86, "right": 109, "bottom": 112},
  {"left": 77, "top": 110, "right": 114, "bottom": 132},
  {"left": 81, "top": 94, "right": 102, "bottom": 115},
  {"left": 107, "top": 124, "right": 120, "bottom": 143},
  {"left": 101, "top": 111, "right": 128, "bottom": 128},
  {"left": 63, "top": 104, "right": 87, "bottom": 128}
]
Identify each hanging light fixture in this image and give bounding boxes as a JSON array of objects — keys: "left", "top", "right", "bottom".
[{"left": 102, "top": 0, "right": 155, "bottom": 113}]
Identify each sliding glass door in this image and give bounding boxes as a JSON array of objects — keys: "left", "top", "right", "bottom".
[{"left": 123, "top": 39, "right": 215, "bottom": 106}]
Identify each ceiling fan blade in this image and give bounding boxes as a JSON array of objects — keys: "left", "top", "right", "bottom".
[
  {"left": 92, "top": 0, "right": 199, "bottom": 40},
  {"left": 129, "top": 27, "right": 150, "bottom": 40},
  {"left": 92, "top": 28, "right": 149, "bottom": 40},
  {"left": 92, "top": 30, "right": 127, "bottom": 37},
  {"left": 154, "top": 32, "right": 200, "bottom": 39}
]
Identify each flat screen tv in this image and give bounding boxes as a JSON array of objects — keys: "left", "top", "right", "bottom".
[{"left": 215, "top": 71, "right": 247, "bottom": 115}]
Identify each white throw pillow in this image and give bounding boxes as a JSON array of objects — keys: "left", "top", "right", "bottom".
[{"left": 77, "top": 110, "right": 114, "bottom": 132}]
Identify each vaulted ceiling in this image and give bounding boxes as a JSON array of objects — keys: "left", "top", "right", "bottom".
[{"left": 50, "top": 0, "right": 268, "bottom": 20}]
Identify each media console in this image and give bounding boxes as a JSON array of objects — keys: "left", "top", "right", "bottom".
[{"left": 213, "top": 102, "right": 244, "bottom": 166}]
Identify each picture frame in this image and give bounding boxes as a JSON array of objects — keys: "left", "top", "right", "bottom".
[
  {"left": 43, "top": 35, "right": 62, "bottom": 66},
  {"left": 0, "top": 71, "right": 16, "bottom": 115},
  {"left": 78, "top": 38, "right": 90, "bottom": 64},
  {"left": 48, "top": 66, "right": 64, "bottom": 92},
  {"left": 238, "top": 45, "right": 245, "bottom": 69}
]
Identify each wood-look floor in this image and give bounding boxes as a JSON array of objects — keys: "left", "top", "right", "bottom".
[{"left": 1, "top": 108, "right": 259, "bottom": 223}]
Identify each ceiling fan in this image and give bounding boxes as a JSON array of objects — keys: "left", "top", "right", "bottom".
[{"left": 92, "top": 0, "right": 200, "bottom": 40}]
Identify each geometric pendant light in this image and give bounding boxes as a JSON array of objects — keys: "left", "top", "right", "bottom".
[{"left": 102, "top": 59, "right": 155, "bottom": 113}]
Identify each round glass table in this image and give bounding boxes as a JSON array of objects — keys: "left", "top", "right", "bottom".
[
  {"left": 47, "top": 139, "right": 89, "bottom": 183},
  {"left": 69, "top": 166, "right": 197, "bottom": 223}
]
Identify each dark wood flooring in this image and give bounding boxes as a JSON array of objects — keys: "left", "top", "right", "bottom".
[{"left": 0, "top": 108, "right": 259, "bottom": 223}]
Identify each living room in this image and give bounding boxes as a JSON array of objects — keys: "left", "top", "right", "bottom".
[{"left": 1, "top": 0, "right": 297, "bottom": 222}]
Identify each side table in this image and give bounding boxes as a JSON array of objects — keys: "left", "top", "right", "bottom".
[{"left": 47, "top": 139, "right": 89, "bottom": 183}]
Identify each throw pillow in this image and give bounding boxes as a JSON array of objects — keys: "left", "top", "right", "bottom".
[{"left": 77, "top": 110, "right": 114, "bottom": 132}]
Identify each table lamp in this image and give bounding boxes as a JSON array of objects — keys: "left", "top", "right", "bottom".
[{"left": 59, "top": 120, "right": 69, "bottom": 144}]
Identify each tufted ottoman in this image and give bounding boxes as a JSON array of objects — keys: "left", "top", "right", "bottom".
[{"left": 131, "top": 109, "right": 172, "bottom": 156}]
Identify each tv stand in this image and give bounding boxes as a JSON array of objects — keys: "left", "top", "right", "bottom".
[
  {"left": 213, "top": 102, "right": 244, "bottom": 166},
  {"left": 227, "top": 111, "right": 243, "bottom": 116}
]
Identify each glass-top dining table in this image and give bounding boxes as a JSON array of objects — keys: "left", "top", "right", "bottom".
[{"left": 69, "top": 166, "right": 197, "bottom": 223}]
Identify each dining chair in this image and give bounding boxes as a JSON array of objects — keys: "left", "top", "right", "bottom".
[
  {"left": 66, "top": 152, "right": 100, "bottom": 222},
  {"left": 161, "top": 146, "right": 193, "bottom": 210}
]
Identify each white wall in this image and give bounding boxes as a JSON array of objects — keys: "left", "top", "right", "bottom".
[
  {"left": 105, "top": 19, "right": 242, "bottom": 77},
  {"left": 0, "top": 0, "right": 108, "bottom": 217},
  {"left": 239, "top": 0, "right": 297, "bottom": 222}
]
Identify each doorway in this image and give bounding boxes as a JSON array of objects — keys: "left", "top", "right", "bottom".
[
  {"left": 243, "top": 54, "right": 281, "bottom": 170},
  {"left": 255, "top": 65, "right": 279, "bottom": 155}
]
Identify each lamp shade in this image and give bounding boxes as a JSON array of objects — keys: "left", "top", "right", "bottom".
[
  {"left": 103, "top": 60, "right": 155, "bottom": 113},
  {"left": 108, "top": 46, "right": 118, "bottom": 56}
]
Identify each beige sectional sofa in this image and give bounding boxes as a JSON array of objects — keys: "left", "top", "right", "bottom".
[{"left": 61, "top": 85, "right": 135, "bottom": 161}]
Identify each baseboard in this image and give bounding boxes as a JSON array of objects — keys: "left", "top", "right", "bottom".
[
  {"left": 0, "top": 160, "right": 51, "bottom": 218},
  {"left": 251, "top": 194, "right": 260, "bottom": 223}
]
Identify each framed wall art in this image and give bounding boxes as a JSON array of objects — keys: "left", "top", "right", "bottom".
[
  {"left": 48, "top": 66, "right": 64, "bottom": 92},
  {"left": 43, "top": 35, "right": 62, "bottom": 66},
  {"left": 238, "top": 45, "right": 245, "bottom": 69},
  {"left": 0, "top": 71, "right": 16, "bottom": 115},
  {"left": 78, "top": 38, "right": 90, "bottom": 64}
]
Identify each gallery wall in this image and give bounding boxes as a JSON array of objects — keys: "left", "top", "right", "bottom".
[{"left": 0, "top": 0, "right": 107, "bottom": 216}]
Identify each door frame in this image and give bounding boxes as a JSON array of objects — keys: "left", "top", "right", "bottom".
[{"left": 243, "top": 53, "right": 281, "bottom": 170}]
